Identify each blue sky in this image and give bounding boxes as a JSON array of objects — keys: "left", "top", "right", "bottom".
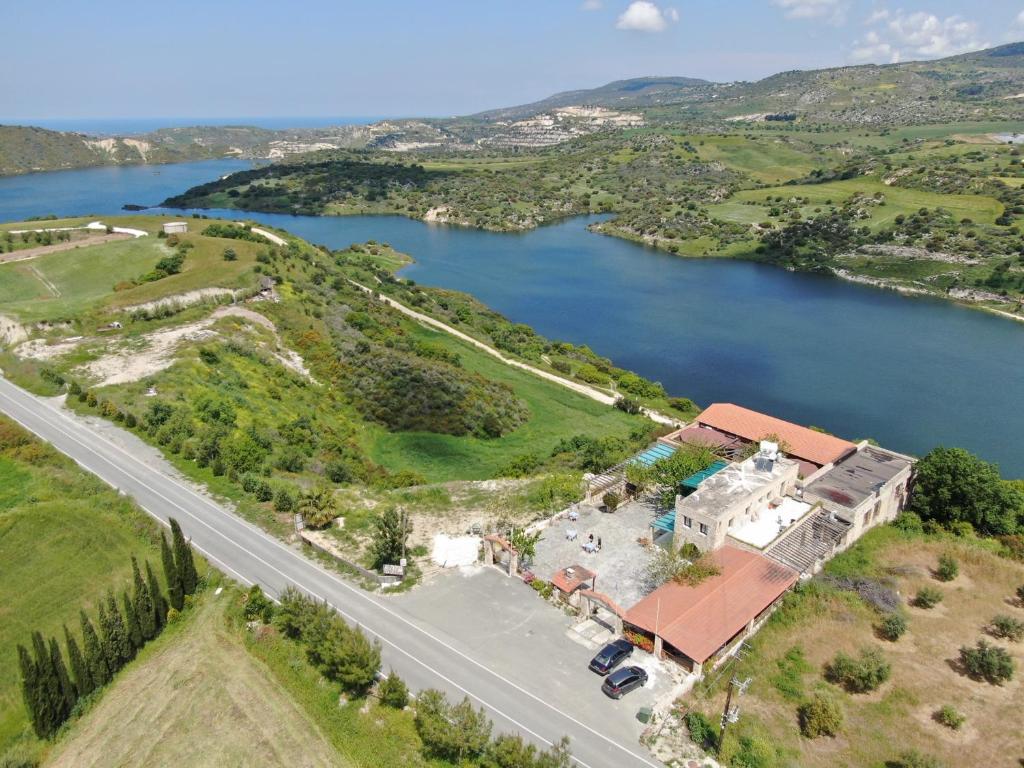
[{"left": 1, "top": 0, "right": 1021, "bottom": 121}]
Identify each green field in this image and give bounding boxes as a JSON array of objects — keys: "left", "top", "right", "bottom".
[
  {"left": 362, "top": 323, "right": 640, "bottom": 482},
  {"left": 0, "top": 417, "right": 166, "bottom": 755}
]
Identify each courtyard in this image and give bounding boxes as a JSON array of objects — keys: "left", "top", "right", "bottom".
[{"left": 528, "top": 498, "right": 662, "bottom": 609}]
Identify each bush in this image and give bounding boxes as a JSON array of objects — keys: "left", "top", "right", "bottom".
[
  {"left": 935, "top": 704, "right": 965, "bottom": 730},
  {"left": 891, "top": 751, "right": 944, "bottom": 768},
  {"left": 824, "top": 647, "right": 891, "bottom": 693},
  {"left": 684, "top": 710, "right": 718, "bottom": 751},
  {"left": 935, "top": 553, "right": 959, "bottom": 582},
  {"left": 878, "top": 612, "right": 908, "bottom": 641},
  {"left": 243, "top": 585, "right": 275, "bottom": 624},
  {"left": 798, "top": 692, "right": 843, "bottom": 738},
  {"left": 273, "top": 487, "right": 295, "bottom": 513},
  {"left": 959, "top": 639, "right": 1015, "bottom": 684},
  {"left": 914, "top": 586, "right": 943, "bottom": 609},
  {"left": 222, "top": 247, "right": 237, "bottom": 261},
  {"left": 415, "top": 690, "right": 492, "bottom": 762},
  {"left": 990, "top": 614, "right": 1024, "bottom": 641},
  {"left": 529, "top": 579, "right": 553, "bottom": 600},
  {"left": 602, "top": 491, "right": 621, "bottom": 512},
  {"left": 378, "top": 670, "right": 409, "bottom": 708}
]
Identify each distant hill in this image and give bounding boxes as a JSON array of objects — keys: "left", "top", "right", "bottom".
[{"left": 473, "top": 76, "right": 712, "bottom": 120}]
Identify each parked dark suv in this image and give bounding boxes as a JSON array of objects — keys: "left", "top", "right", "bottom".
[
  {"left": 588, "top": 639, "right": 633, "bottom": 675},
  {"left": 601, "top": 665, "right": 648, "bottom": 699}
]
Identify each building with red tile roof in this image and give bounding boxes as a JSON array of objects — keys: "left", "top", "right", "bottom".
[{"left": 625, "top": 546, "right": 798, "bottom": 672}]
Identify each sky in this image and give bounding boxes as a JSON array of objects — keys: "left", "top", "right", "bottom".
[{"left": 1, "top": 0, "right": 1022, "bottom": 122}]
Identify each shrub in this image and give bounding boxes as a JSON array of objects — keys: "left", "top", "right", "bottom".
[
  {"left": 798, "top": 692, "right": 843, "bottom": 738},
  {"left": 878, "top": 613, "right": 908, "bottom": 641},
  {"left": 684, "top": 710, "right": 718, "bottom": 751},
  {"left": 222, "top": 247, "right": 237, "bottom": 261},
  {"left": 415, "top": 690, "right": 492, "bottom": 762},
  {"left": 243, "top": 585, "right": 275, "bottom": 624},
  {"left": 914, "top": 586, "right": 943, "bottom": 609},
  {"left": 529, "top": 579, "right": 554, "bottom": 600},
  {"left": 959, "top": 639, "right": 1015, "bottom": 684},
  {"left": 273, "top": 487, "right": 295, "bottom": 513},
  {"left": 936, "top": 553, "right": 959, "bottom": 582},
  {"left": 824, "top": 647, "right": 891, "bottom": 693},
  {"left": 602, "top": 491, "right": 621, "bottom": 512},
  {"left": 1017, "top": 583, "right": 1024, "bottom": 604},
  {"left": 378, "top": 671, "right": 409, "bottom": 708},
  {"left": 991, "top": 615, "right": 1024, "bottom": 642},
  {"left": 891, "top": 751, "right": 944, "bottom": 768},
  {"left": 935, "top": 704, "right": 965, "bottom": 730}
]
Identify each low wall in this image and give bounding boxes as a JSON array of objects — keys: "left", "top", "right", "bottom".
[{"left": 299, "top": 530, "right": 400, "bottom": 586}]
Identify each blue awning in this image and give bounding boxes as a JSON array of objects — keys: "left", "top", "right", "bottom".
[
  {"left": 652, "top": 510, "right": 676, "bottom": 533},
  {"left": 681, "top": 460, "right": 729, "bottom": 489},
  {"left": 630, "top": 443, "right": 677, "bottom": 467}
]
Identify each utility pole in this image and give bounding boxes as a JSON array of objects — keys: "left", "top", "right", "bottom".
[{"left": 719, "top": 674, "right": 751, "bottom": 744}]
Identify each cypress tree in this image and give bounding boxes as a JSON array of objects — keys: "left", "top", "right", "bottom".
[
  {"left": 105, "top": 592, "right": 134, "bottom": 665},
  {"left": 171, "top": 518, "right": 198, "bottom": 595},
  {"left": 49, "top": 636, "right": 77, "bottom": 716},
  {"left": 96, "top": 601, "right": 120, "bottom": 676},
  {"left": 132, "top": 556, "right": 156, "bottom": 641},
  {"left": 161, "top": 531, "right": 184, "bottom": 610},
  {"left": 17, "top": 643, "right": 43, "bottom": 739},
  {"left": 31, "top": 631, "right": 62, "bottom": 737},
  {"left": 122, "top": 589, "right": 144, "bottom": 650},
  {"left": 64, "top": 624, "right": 93, "bottom": 697},
  {"left": 80, "top": 610, "right": 111, "bottom": 688},
  {"left": 146, "top": 560, "right": 168, "bottom": 631}
]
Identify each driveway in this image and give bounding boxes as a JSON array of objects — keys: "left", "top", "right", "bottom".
[{"left": 392, "top": 566, "right": 678, "bottom": 751}]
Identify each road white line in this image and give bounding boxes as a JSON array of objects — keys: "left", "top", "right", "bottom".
[{"left": 0, "top": 384, "right": 661, "bottom": 768}]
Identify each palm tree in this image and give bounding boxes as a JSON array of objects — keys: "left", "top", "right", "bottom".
[{"left": 297, "top": 485, "right": 337, "bottom": 529}]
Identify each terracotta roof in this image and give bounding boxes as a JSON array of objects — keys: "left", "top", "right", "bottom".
[
  {"left": 551, "top": 565, "right": 596, "bottom": 594},
  {"left": 625, "top": 546, "right": 798, "bottom": 664},
  {"left": 697, "top": 403, "right": 855, "bottom": 467}
]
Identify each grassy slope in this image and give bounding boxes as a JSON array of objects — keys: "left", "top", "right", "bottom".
[
  {"left": 45, "top": 590, "right": 345, "bottom": 768},
  {"left": 0, "top": 418, "right": 165, "bottom": 752},
  {"left": 688, "top": 527, "right": 1024, "bottom": 767},
  {"left": 360, "top": 321, "right": 639, "bottom": 482}
]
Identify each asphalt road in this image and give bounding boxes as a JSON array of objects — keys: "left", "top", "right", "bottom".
[{"left": 0, "top": 376, "right": 664, "bottom": 768}]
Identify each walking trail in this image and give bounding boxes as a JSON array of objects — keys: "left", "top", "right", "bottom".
[{"left": 348, "top": 280, "right": 682, "bottom": 428}]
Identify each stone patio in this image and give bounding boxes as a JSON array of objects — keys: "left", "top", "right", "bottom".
[{"left": 529, "top": 498, "right": 661, "bottom": 609}]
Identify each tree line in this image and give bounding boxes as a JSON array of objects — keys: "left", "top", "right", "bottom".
[{"left": 17, "top": 518, "right": 198, "bottom": 739}]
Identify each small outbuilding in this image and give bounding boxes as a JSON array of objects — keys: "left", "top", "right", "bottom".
[{"left": 162, "top": 221, "right": 188, "bottom": 235}]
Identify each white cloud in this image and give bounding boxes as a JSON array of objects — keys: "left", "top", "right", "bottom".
[
  {"left": 1015, "top": 10, "right": 1024, "bottom": 27},
  {"left": 772, "top": 0, "right": 848, "bottom": 24},
  {"left": 580, "top": 0, "right": 603, "bottom": 10},
  {"left": 616, "top": 1, "right": 678, "bottom": 32},
  {"left": 851, "top": 9, "right": 986, "bottom": 63}
]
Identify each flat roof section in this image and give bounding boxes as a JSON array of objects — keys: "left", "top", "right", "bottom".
[
  {"left": 804, "top": 446, "right": 912, "bottom": 510},
  {"left": 679, "top": 454, "right": 798, "bottom": 522}
]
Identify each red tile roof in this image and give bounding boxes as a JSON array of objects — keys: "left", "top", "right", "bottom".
[
  {"left": 697, "top": 403, "right": 855, "bottom": 467},
  {"left": 625, "top": 546, "right": 798, "bottom": 664},
  {"left": 551, "top": 565, "right": 596, "bottom": 594}
]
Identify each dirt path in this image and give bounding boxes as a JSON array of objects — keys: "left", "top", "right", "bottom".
[
  {"left": 250, "top": 226, "right": 288, "bottom": 246},
  {"left": 46, "top": 592, "right": 344, "bottom": 768},
  {"left": 349, "top": 280, "right": 682, "bottom": 427},
  {"left": 0, "top": 233, "right": 131, "bottom": 263}
]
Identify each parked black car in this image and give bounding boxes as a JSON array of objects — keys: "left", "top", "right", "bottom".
[
  {"left": 588, "top": 639, "right": 634, "bottom": 675},
  {"left": 601, "top": 665, "right": 648, "bottom": 699}
]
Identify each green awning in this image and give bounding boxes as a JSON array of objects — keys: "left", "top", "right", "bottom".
[{"left": 681, "top": 460, "right": 729, "bottom": 489}]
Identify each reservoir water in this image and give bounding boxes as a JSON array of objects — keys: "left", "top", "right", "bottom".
[{"left": 1, "top": 161, "right": 1022, "bottom": 476}]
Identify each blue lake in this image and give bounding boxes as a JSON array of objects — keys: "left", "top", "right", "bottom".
[{"left": 1, "top": 161, "right": 1021, "bottom": 475}]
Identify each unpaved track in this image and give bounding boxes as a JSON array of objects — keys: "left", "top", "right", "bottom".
[{"left": 0, "top": 233, "right": 131, "bottom": 263}]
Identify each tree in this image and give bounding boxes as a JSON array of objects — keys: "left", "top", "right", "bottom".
[
  {"left": 370, "top": 507, "right": 411, "bottom": 570},
  {"left": 908, "top": 447, "right": 1024, "bottom": 535},
  {"left": 959, "top": 639, "right": 1015, "bottom": 684},
  {"left": 378, "top": 670, "right": 409, "bottom": 708},
  {"left": 318, "top": 622, "right": 381, "bottom": 694},
  {"left": 64, "top": 624, "right": 93, "bottom": 697},
  {"left": 80, "top": 611, "right": 111, "bottom": 688},
  {"left": 799, "top": 692, "right": 843, "bottom": 737},
  {"left": 18, "top": 644, "right": 44, "bottom": 739},
  {"left": 297, "top": 485, "right": 338, "bottom": 529},
  {"left": 415, "top": 690, "right": 492, "bottom": 762},
  {"left": 146, "top": 560, "right": 168, "bottom": 630},
  {"left": 485, "top": 735, "right": 572, "bottom": 768},
  {"left": 49, "top": 636, "right": 77, "bottom": 716},
  {"left": 602, "top": 491, "right": 621, "bottom": 512},
  {"left": 825, "top": 647, "right": 891, "bottom": 693},
  {"left": 104, "top": 592, "right": 134, "bottom": 666},
  {"left": 170, "top": 518, "right": 199, "bottom": 595},
  {"left": 122, "top": 590, "right": 144, "bottom": 650},
  {"left": 96, "top": 601, "right": 120, "bottom": 675},
  {"left": 132, "top": 556, "right": 156, "bottom": 641},
  {"left": 509, "top": 527, "right": 543, "bottom": 562},
  {"left": 273, "top": 586, "right": 315, "bottom": 640},
  {"left": 222, "top": 247, "right": 237, "bottom": 261},
  {"left": 30, "top": 631, "right": 65, "bottom": 737},
  {"left": 161, "top": 531, "right": 184, "bottom": 611}
]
